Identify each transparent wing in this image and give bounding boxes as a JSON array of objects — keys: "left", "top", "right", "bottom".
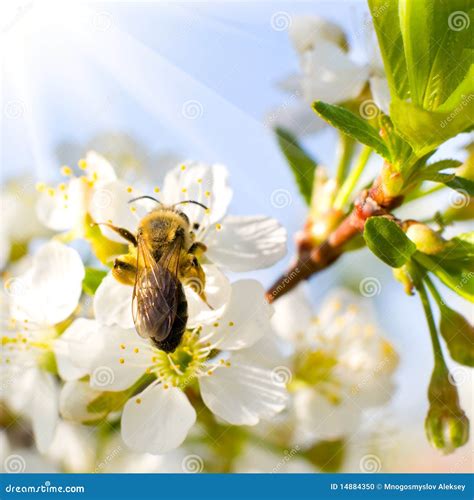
[{"left": 132, "top": 235, "right": 183, "bottom": 343}]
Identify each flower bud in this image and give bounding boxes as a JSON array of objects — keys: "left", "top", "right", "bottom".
[
  {"left": 381, "top": 163, "right": 404, "bottom": 197},
  {"left": 392, "top": 266, "right": 414, "bottom": 295},
  {"left": 439, "top": 306, "right": 474, "bottom": 367},
  {"left": 425, "top": 367, "right": 470, "bottom": 453},
  {"left": 406, "top": 223, "right": 446, "bottom": 255},
  {"left": 425, "top": 406, "right": 469, "bottom": 454}
]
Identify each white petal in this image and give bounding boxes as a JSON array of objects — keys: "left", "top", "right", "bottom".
[
  {"left": 302, "top": 42, "right": 369, "bottom": 104},
  {"left": 369, "top": 76, "right": 391, "bottom": 115},
  {"left": 88, "top": 180, "right": 151, "bottom": 242},
  {"left": 317, "top": 288, "right": 375, "bottom": 329},
  {"left": 232, "top": 331, "right": 289, "bottom": 370},
  {"left": 162, "top": 162, "right": 232, "bottom": 225},
  {"left": 186, "top": 264, "right": 231, "bottom": 327},
  {"left": 36, "top": 177, "right": 86, "bottom": 232},
  {"left": 199, "top": 355, "right": 287, "bottom": 425},
  {"left": 276, "top": 73, "right": 302, "bottom": 94},
  {"left": 30, "top": 371, "right": 59, "bottom": 453},
  {"left": 265, "top": 103, "right": 325, "bottom": 136},
  {"left": 60, "top": 380, "right": 106, "bottom": 423},
  {"left": 47, "top": 422, "right": 95, "bottom": 473},
  {"left": 54, "top": 318, "right": 100, "bottom": 381},
  {"left": 289, "top": 15, "right": 346, "bottom": 53},
  {"left": 10, "top": 241, "right": 85, "bottom": 326},
  {"left": 205, "top": 215, "right": 287, "bottom": 272},
  {"left": 294, "top": 388, "right": 361, "bottom": 441},
  {"left": 203, "top": 280, "right": 272, "bottom": 351},
  {"left": 94, "top": 273, "right": 134, "bottom": 329},
  {"left": 89, "top": 325, "right": 149, "bottom": 391},
  {"left": 121, "top": 384, "right": 196, "bottom": 454},
  {"left": 85, "top": 151, "right": 117, "bottom": 183},
  {"left": 271, "top": 283, "right": 313, "bottom": 344}
]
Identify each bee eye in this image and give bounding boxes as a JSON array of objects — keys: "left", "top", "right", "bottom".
[{"left": 193, "top": 222, "right": 200, "bottom": 230}]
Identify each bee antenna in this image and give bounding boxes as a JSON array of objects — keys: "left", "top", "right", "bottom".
[
  {"left": 173, "top": 200, "right": 208, "bottom": 211},
  {"left": 128, "top": 196, "right": 162, "bottom": 205}
]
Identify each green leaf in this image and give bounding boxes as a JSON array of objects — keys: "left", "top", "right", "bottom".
[
  {"left": 364, "top": 216, "right": 417, "bottom": 268},
  {"left": 275, "top": 127, "right": 317, "bottom": 204},
  {"left": 435, "top": 232, "right": 474, "bottom": 262},
  {"left": 390, "top": 97, "right": 474, "bottom": 157},
  {"left": 445, "top": 176, "right": 474, "bottom": 195},
  {"left": 415, "top": 252, "right": 474, "bottom": 302},
  {"left": 439, "top": 305, "right": 474, "bottom": 367},
  {"left": 312, "top": 101, "right": 390, "bottom": 160},
  {"left": 82, "top": 267, "right": 108, "bottom": 295},
  {"left": 370, "top": 0, "right": 474, "bottom": 157},
  {"left": 392, "top": 98, "right": 474, "bottom": 160},
  {"left": 418, "top": 160, "right": 463, "bottom": 178},
  {"left": 368, "top": 0, "right": 409, "bottom": 99},
  {"left": 399, "top": 1, "right": 473, "bottom": 109}
]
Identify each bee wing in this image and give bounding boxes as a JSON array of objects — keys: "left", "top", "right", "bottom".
[{"left": 132, "top": 235, "right": 183, "bottom": 343}]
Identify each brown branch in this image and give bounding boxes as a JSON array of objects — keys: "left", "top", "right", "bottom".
[{"left": 266, "top": 177, "right": 403, "bottom": 303}]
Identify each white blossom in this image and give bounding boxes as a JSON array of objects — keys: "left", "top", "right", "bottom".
[
  {"left": 1, "top": 241, "right": 85, "bottom": 452},
  {"left": 59, "top": 280, "right": 288, "bottom": 454},
  {"left": 272, "top": 285, "right": 398, "bottom": 444},
  {"left": 269, "top": 15, "right": 389, "bottom": 135}
]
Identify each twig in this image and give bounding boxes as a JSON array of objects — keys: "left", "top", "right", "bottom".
[{"left": 266, "top": 176, "right": 403, "bottom": 303}]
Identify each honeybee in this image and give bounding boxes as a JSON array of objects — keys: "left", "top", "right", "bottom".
[{"left": 97, "top": 196, "right": 209, "bottom": 353}]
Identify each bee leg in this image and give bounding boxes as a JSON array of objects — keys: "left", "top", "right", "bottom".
[
  {"left": 112, "top": 258, "right": 137, "bottom": 286},
  {"left": 181, "top": 252, "right": 214, "bottom": 310},
  {"left": 188, "top": 241, "right": 207, "bottom": 256},
  {"left": 93, "top": 222, "right": 137, "bottom": 247}
]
